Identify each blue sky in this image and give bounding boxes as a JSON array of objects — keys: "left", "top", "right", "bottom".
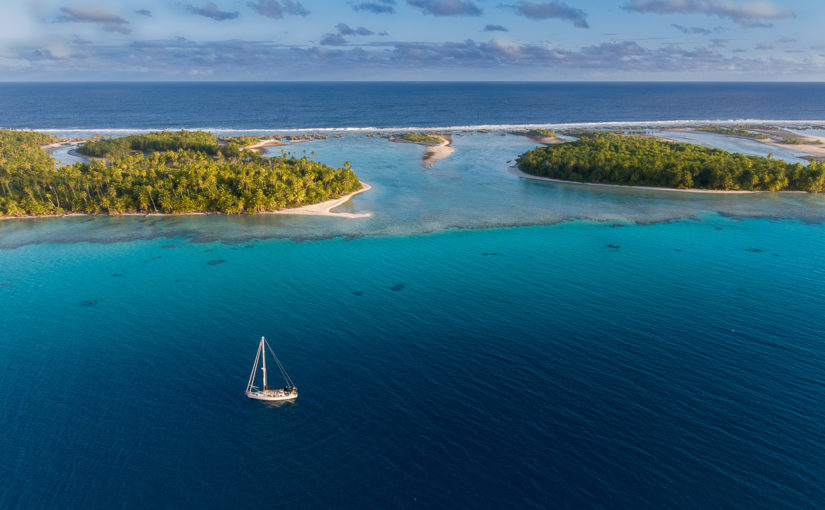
[{"left": 1, "top": 0, "right": 823, "bottom": 80}]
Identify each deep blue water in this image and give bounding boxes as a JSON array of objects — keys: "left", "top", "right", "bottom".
[
  {"left": 2, "top": 220, "right": 824, "bottom": 509},
  {"left": 1, "top": 82, "right": 825, "bottom": 130},
  {"left": 2, "top": 83, "right": 825, "bottom": 508}
]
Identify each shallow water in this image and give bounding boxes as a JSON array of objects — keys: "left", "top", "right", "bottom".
[
  {"left": 3, "top": 132, "right": 824, "bottom": 250},
  {"left": 3, "top": 83, "right": 825, "bottom": 508}
]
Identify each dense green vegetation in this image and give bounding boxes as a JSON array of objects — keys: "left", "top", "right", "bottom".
[
  {"left": 694, "top": 126, "right": 768, "bottom": 139},
  {"left": 394, "top": 132, "right": 444, "bottom": 145},
  {"left": 511, "top": 128, "right": 557, "bottom": 138},
  {"left": 517, "top": 132, "right": 825, "bottom": 192},
  {"left": 76, "top": 130, "right": 257, "bottom": 159},
  {"left": 0, "top": 130, "right": 362, "bottom": 216}
]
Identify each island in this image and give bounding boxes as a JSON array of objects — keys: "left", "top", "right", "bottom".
[
  {"left": 509, "top": 128, "right": 566, "bottom": 145},
  {"left": 0, "top": 129, "right": 365, "bottom": 217},
  {"left": 516, "top": 132, "right": 825, "bottom": 192},
  {"left": 388, "top": 132, "right": 454, "bottom": 168}
]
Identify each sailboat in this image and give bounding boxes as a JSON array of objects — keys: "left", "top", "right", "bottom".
[{"left": 246, "top": 336, "right": 298, "bottom": 401}]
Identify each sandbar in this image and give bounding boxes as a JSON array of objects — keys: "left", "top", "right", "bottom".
[
  {"left": 422, "top": 135, "right": 454, "bottom": 168},
  {"left": 750, "top": 128, "right": 825, "bottom": 160},
  {"left": 244, "top": 138, "right": 286, "bottom": 153}
]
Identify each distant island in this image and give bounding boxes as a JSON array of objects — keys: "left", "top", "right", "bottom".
[
  {"left": 388, "top": 132, "right": 454, "bottom": 168},
  {"left": 516, "top": 132, "right": 825, "bottom": 192},
  {"left": 0, "top": 130, "right": 364, "bottom": 217}
]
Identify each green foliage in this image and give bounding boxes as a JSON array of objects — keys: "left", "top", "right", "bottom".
[
  {"left": 694, "top": 126, "right": 768, "bottom": 139},
  {"left": 394, "top": 132, "right": 443, "bottom": 145},
  {"left": 783, "top": 137, "right": 822, "bottom": 145},
  {"left": 516, "top": 132, "right": 825, "bottom": 192},
  {"left": 510, "top": 129, "right": 557, "bottom": 138},
  {"left": 77, "top": 130, "right": 231, "bottom": 158},
  {"left": 0, "top": 130, "right": 362, "bottom": 216}
]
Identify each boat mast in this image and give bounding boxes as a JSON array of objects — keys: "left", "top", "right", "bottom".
[
  {"left": 260, "top": 336, "right": 268, "bottom": 389},
  {"left": 246, "top": 338, "right": 262, "bottom": 393}
]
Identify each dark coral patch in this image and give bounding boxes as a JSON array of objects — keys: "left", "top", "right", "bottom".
[
  {"left": 111, "top": 273, "right": 123, "bottom": 277},
  {"left": 606, "top": 244, "right": 620, "bottom": 249},
  {"left": 745, "top": 248, "right": 762, "bottom": 253},
  {"left": 81, "top": 300, "right": 97, "bottom": 306},
  {"left": 390, "top": 283, "right": 405, "bottom": 292},
  {"left": 352, "top": 290, "right": 364, "bottom": 296},
  {"left": 208, "top": 259, "right": 227, "bottom": 265}
]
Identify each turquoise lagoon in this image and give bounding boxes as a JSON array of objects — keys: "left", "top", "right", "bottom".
[{"left": 2, "top": 132, "right": 825, "bottom": 509}]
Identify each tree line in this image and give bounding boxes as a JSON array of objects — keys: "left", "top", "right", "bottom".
[
  {"left": 517, "top": 132, "right": 825, "bottom": 192},
  {"left": 0, "top": 130, "right": 362, "bottom": 216}
]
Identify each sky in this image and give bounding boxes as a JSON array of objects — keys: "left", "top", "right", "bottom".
[{"left": 1, "top": 0, "right": 823, "bottom": 80}]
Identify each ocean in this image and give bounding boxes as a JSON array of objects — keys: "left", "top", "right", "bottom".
[{"left": 1, "top": 83, "right": 824, "bottom": 509}]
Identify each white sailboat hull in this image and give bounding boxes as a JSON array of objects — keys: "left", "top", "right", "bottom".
[
  {"left": 246, "top": 389, "right": 298, "bottom": 401},
  {"left": 247, "top": 336, "right": 297, "bottom": 402}
]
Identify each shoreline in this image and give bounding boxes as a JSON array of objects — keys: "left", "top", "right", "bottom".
[
  {"left": 268, "top": 182, "right": 372, "bottom": 218},
  {"left": 673, "top": 127, "right": 825, "bottom": 161},
  {"left": 243, "top": 138, "right": 286, "bottom": 153},
  {"left": 422, "top": 135, "right": 454, "bottom": 168},
  {"left": 507, "top": 166, "right": 807, "bottom": 194},
  {"left": 388, "top": 133, "right": 455, "bottom": 167},
  {"left": 0, "top": 182, "right": 373, "bottom": 221}
]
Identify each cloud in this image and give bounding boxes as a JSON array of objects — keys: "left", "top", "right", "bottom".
[
  {"left": 321, "top": 23, "right": 377, "bottom": 45},
  {"left": 483, "top": 24, "right": 509, "bottom": 32},
  {"left": 56, "top": 7, "right": 131, "bottom": 34},
  {"left": 248, "top": 0, "right": 309, "bottom": 18},
  {"left": 507, "top": 2, "right": 589, "bottom": 28},
  {"left": 9, "top": 36, "right": 824, "bottom": 80},
  {"left": 624, "top": 0, "right": 794, "bottom": 27},
  {"left": 321, "top": 33, "right": 348, "bottom": 45},
  {"left": 776, "top": 37, "right": 795, "bottom": 43},
  {"left": 135, "top": 9, "right": 152, "bottom": 17},
  {"left": 336, "top": 23, "right": 375, "bottom": 36},
  {"left": 407, "top": 0, "right": 482, "bottom": 16},
  {"left": 187, "top": 2, "right": 240, "bottom": 21},
  {"left": 353, "top": 0, "right": 397, "bottom": 13},
  {"left": 671, "top": 24, "right": 712, "bottom": 34}
]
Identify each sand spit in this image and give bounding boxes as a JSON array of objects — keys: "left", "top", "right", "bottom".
[
  {"left": 422, "top": 135, "right": 454, "bottom": 168},
  {"left": 270, "top": 182, "right": 372, "bottom": 218}
]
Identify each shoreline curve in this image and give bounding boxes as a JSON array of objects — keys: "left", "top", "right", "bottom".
[{"left": 507, "top": 166, "right": 807, "bottom": 194}]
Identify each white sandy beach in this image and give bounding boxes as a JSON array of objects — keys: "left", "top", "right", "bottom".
[
  {"left": 270, "top": 182, "right": 372, "bottom": 218},
  {"left": 506, "top": 166, "right": 805, "bottom": 194},
  {"left": 751, "top": 129, "right": 825, "bottom": 160},
  {"left": 422, "top": 135, "right": 454, "bottom": 168},
  {"left": 244, "top": 138, "right": 286, "bottom": 153},
  {"left": 1, "top": 183, "right": 373, "bottom": 221}
]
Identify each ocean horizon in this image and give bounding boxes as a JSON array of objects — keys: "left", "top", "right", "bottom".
[{"left": 2, "top": 82, "right": 825, "bottom": 509}]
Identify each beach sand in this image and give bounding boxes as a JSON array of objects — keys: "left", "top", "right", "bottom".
[
  {"left": 748, "top": 128, "right": 825, "bottom": 160},
  {"left": 1, "top": 183, "right": 373, "bottom": 221},
  {"left": 270, "top": 182, "right": 373, "bottom": 218},
  {"left": 506, "top": 166, "right": 805, "bottom": 194},
  {"left": 422, "top": 135, "right": 454, "bottom": 168},
  {"left": 389, "top": 133, "right": 455, "bottom": 167},
  {"left": 244, "top": 138, "right": 286, "bottom": 153}
]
